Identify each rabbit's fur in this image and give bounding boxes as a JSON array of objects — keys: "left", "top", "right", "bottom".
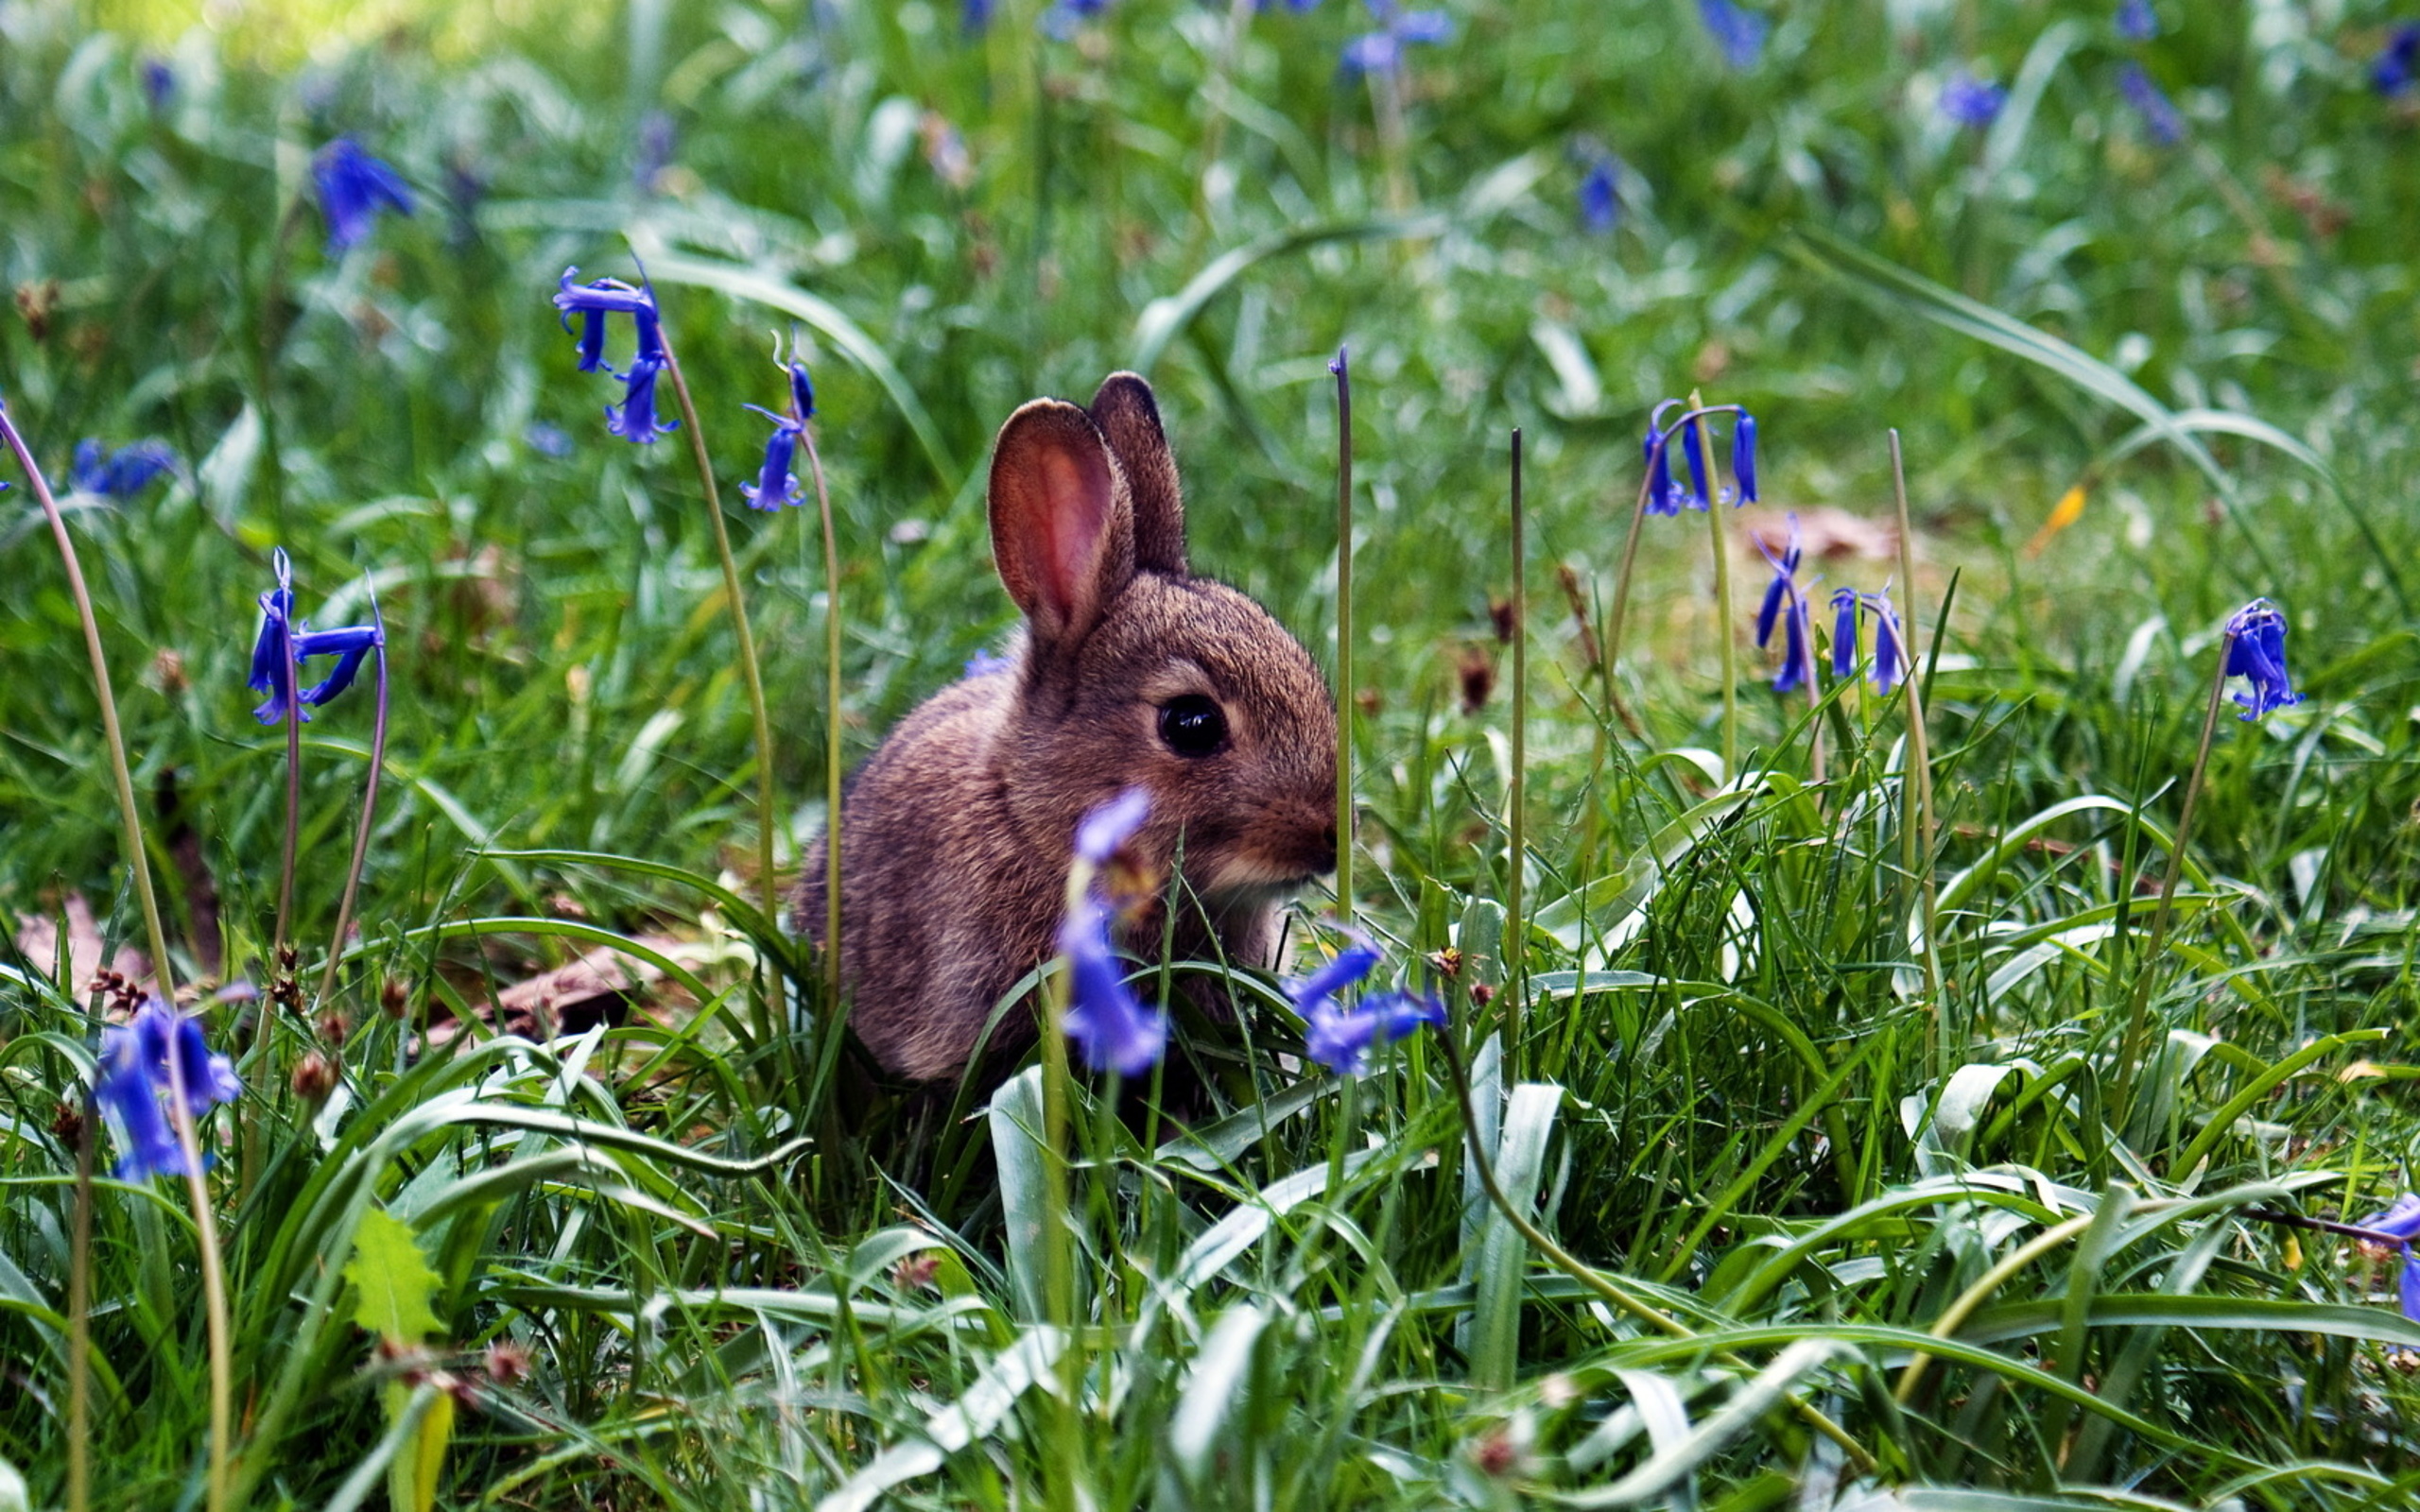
[{"left": 799, "top": 373, "right": 1338, "bottom": 1082}]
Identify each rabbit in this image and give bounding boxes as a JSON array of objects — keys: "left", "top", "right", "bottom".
[{"left": 798, "top": 372, "right": 1339, "bottom": 1084}]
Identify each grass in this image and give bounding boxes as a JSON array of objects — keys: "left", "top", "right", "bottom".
[{"left": 7, "top": 0, "right": 2420, "bottom": 1506}]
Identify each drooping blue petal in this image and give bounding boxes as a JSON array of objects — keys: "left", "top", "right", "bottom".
[
  {"left": 1679, "top": 414, "right": 1713, "bottom": 510},
  {"left": 1772, "top": 591, "right": 1815, "bottom": 695},
  {"left": 1697, "top": 0, "right": 1768, "bottom": 71},
  {"left": 2118, "top": 63, "right": 2184, "bottom": 146},
  {"left": 2403, "top": 1248, "right": 2420, "bottom": 1324},
  {"left": 312, "top": 137, "right": 416, "bottom": 253},
  {"left": 1059, "top": 896, "right": 1167, "bottom": 1075},
  {"left": 1303, "top": 988, "right": 1444, "bottom": 1076},
  {"left": 1753, "top": 517, "right": 1800, "bottom": 649},
  {"left": 74, "top": 440, "right": 176, "bottom": 497},
  {"left": 787, "top": 360, "right": 817, "bottom": 421},
  {"left": 1644, "top": 400, "right": 1683, "bottom": 517},
  {"left": 2222, "top": 598, "right": 2302, "bottom": 720},
  {"left": 740, "top": 406, "right": 804, "bottom": 511},
  {"left": 1731, "top": 412, "right": 1758, "bottom": 504},
  {"left": 1830, "top": 587, "right": 1859, "bottom": 680},
  {"left": 71, "top": 439, "right": 107, "bottom": 493},
  {"left": 294, "top": 625, "right": 381, "bottom": 708},
  {"left": 1075, "top": 788, "right": 1151, "bottom": 864},
  {"left": 1868, "top": 591, "right": 1907, "bottom": 693},
  {"left": 94, "top": 1001, "right": 240, "bottom": 1179},
  {"left": 2362, "top": 1193, "right": 2420, "bottom": 1242},
  {"left": 249, "top": 551, "right": 301, "bottom": 726},
  {"left": 2116, "top": 0, "right": 2158, "bottom": 42},
  {"left": 1578, "top": 159, "right": 1618, "bottom": 234},
  {"left": 1286, "top": 942, "right": 1382, "bottom": 1011},
  {"left": 141, "top": 58, "right": 175, "bottom": 108},
  {"left": 606, "top": 356, "right": 677, "bottom": 445},
  {"left": 1940, "top": 70, "right": 2007, "bottom": 129},
  {"left": 2375, "top": 25, "right": 2420, "bottom": 96}
]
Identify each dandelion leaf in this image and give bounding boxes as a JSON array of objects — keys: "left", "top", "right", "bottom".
[{"left": 346, "top": 1209, "right": 443, "bottom": 1346}]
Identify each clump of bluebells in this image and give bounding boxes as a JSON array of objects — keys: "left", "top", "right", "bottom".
[
  {"left": 1285, "top": 943, "right": 1444, "bottom": 1077},
  {"left": 92, "top": 999, "right": 241, "bottom": 1180},
  {"left": 1642, "top": 400, "right": 1758, "bottom": 516},
  {"left": 70, "top": 438, "right": 175, "bottom": 497},
  {"left": 311, "top": 137, "right": 414, "bottom": 253},
  {"left": 1340, "top": 0, "right": 1453, "bottom": 77},
  {"left": 552, "top": 268, "right": 678, "bottom": 445},
  {"left": 1830, "top": 586, "right": 1909, "bottom": 693},
  {"left": 1754, "top": 516, "right": 1819, "bottom": 695},
  {"left": 248, "top": 550, "right": 382, "bottom": 726}
]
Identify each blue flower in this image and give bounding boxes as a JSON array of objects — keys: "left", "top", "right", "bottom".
[
  {"left": 740, "top": 407, "right": 804, "bottom": 510},
  {"left": 1577, "top": 158, "right": 1619, "bottom": 234},
  {"left": 525, "top": 422, "right": 572, "bottom": 457},
  {"left": 141, "top": 59, "right": 175, "bottom": 109},
  {"left": 92, "top": 1000, "right": 240, "bottom": 1180},
  {"left": 1829, "top": 587, "right": 1859, "bottom": 680},
  {"left": 1286, "top": 941, "right": 1382, "bottom": 1012},
  {"left": 311, "top": 137, "right": 415, "bottom": 254},
  {"left": 70, "top": 439, "right": 175, "bottom": 497},
  {"left": 552, "top": 266, "right": 666, "bottom": 375},
  {"left": 2116, "top": 0, "right": 2158, "bottom": 41},
  {"left": 1772, "top": 589, "right": 1816, "bottom": 695},
  {"left": 1044, "top": 0, "right": 1111, "bottom": 39},
  {"left": 1340, "top": 0, "right": 1453, "bottom": 78},
  {"left": 248, "top": 552, "right": 385, "bottom": 725},
  {"left": 2222, "top": 597, "right": 2302, "bottom": 721},
  {"left": 606, "top": 358, "right": 675, "bottom": 445},
  {"left": 965, "top": 649, "right": 1011, "bottom": 677},
  {"left": 1059, "top": 895, "right": 1167, "bottom": 1075},
  {"left": 1304, "top": 988, "right": 1445, "bottom": 1076},
  {"left": 1698, "top": 0, "right": 1768, "bottom": 71},
  {"left": 1865, "top": 590, "right": 1907, "bottom": 693},
  {"left": 1678, "top": 413, "right": 1714, "bottom": 510},
  {"left": 787, "top": 360, "right": 817, "bottom": 421},
  {"left": 1643, "top": 400, "right": 1685, "bottom": 517},
  {"left": 2360, "top": 1194, "right": 2420, "bottom": 1322},
  {"left": 962, "top": 0, "right": 994, "bottom": 33},
  {"left": 1076, "top": 787, "right": 1151, "bottom": 865},
  {"left": 2118, "top": 64, "right": 2184, "bottom": 145},
  {"left": 1731, "top": 412, "right": 1758, "bottom": 504},
  {"left": 2375, "top": 25, "right": 2420, "bottom": 97},
  {"left": 1941, "top": 70, "right": 2006, "bottom": 129}
]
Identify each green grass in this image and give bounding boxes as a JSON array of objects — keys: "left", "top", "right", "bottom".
[{"left": 7, "top": 0, "right": 2420, "bottom": 1506}]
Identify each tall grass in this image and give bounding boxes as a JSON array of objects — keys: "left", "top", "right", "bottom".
[{"left": 6, "top": 1, "right": 2420, "bottom": 1506}]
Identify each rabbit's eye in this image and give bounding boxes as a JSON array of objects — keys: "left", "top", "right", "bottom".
[{"left": 1157, "top": 695, "right": 1228, "bottom": 758}]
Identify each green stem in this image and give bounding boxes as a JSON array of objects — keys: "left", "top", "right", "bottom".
[
  {"left": 1505, "top": 429, "right": 1527, "bottom": 1058},
  {"left": 1889, "top": 434, "right": 1944, "bottom": 1038},
  {"left": 1040, "top": 868, "right": 1089, "bottom": 1512},
  {"left": 657, "top": 340, "right": 782, "bottom": 929},
  {"left": 1688, "top": 392, "right": 1737, "bottom": 781},
  {"left": 802, "top": 423, "right": 844, "bottom": 1024},
  {"left": 1333, "top": 349, "right": 1354, "bottom": 926},
  {"left": 314, "top": 619, "right": 389, "bottom": 1012},
  {"left": 67, "top": 1107, "right": 95, "bottom": 1512},
  {"left": 2114, "top": 630, "right": 2234, "bottom": 1125}
]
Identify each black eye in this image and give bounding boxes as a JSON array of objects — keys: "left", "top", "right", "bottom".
[{"left": 1157, "top": 695, "right": 1228, "bottom": 758}]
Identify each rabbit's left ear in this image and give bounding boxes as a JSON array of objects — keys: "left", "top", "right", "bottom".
[
  {"left": 1089, "top": 372, "right": 1186, "bottom": 576},
  {"left": 989, "top": 399, "right": 1134, "bottom": 652}
]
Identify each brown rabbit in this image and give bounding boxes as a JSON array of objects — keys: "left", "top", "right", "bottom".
[{"left": 798, "top": 372, "right": 1339, "bottom": 1083}]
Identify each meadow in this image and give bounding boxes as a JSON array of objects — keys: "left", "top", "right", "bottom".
[{"left": 5, "top": 0, "right": 2420, "bottom": 1506}]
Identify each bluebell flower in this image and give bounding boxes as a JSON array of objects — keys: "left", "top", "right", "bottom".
[
  {"left": 1578, "top": 158, "right": 1619, "bottom": 234},
  {"left": 141, "top": 59, "right": 175, "bottom": 109},
  {"left": 1731, "top": 412, "right": 1758, "bottom": 504},
  {"left": 787, "top": 360, "right": 817, "bottom": 421},
  {"left": 293, "top": 623, "right": 381, "bottom": 708},
  {"left": 1698, "top": 0, "right": 1768, "bottom": 71},
  {"left": 2222, "top": 597, "right": 2302, "bottom": 721},
  {"left": 311, "top": 137, "right": 415, "bottom": 254},
  {"left": 92, "top": 999, "right": 240, "bottom": 1180},
  {"left": 2118, "top": 64, "right": 2184, "bottom": 145},
  {"left": 1643, "top": 400, "right": 1685, "bottom": 517},
  {"left": 963, "top": 0, "right": 994, "bottom": 33},
  {"left": 249, "top": 550, "right": 300, "bottom": 725},
  {"left": 525, "top": 422, "right": 572, "bottom": 457},
  {"left": 1287, "top": 941, "right": 1382, "bottom": 1012},
  {"left": 1941, "top": 70, "right": 2006, "bottom": 129},
  {"left": 1340, "top": 0, "right": 1454, "bottom": 77},
  {"left": 70, "top": 439, "right": 175, "bottom": 496},
  {"left": 1772, "top": 590, "right": 1816, "bottom": 695},
  {"left": 2116, "top": 0, "right": 2158, "bottom": 41},
  {"left": 2375, "top": 25, "right": 2420, "bottom": 97},
  {"left": 1044, "top": 0, "right": 1111, "bottom": 39},
  {"left": 966, "top": 649, "right": 1012, "bottom": 676},
  {"left": 1304, "top": 988, "right": 1446, "bottom": 1076},
  {"left": 740, "top": 407, "right": 804, "bottom": 510},
  {"left": 1076, "top": 787, "right": 1151, "bottom": 865},
  {"left": 1678, "top": 413, "right": 1714, "bottom": 510},
  {"left": 1829, "top": 587, "right": 1859, "bottom": 680},
  {"left": 1059, "top": 893, "right": 1167, "bottom": 1074},
  {"left": 2360, "top": 1194, "right": 2420, "bottom": 1322},
  {"left": 1754, "top": 517, "right": 1801, "bottom": 652},
  {"left": 248, "top": 552, "right": 385, "bottom": 725},
  {"left": 1866, "top": 590, "right": 1907, "bottom": 693},
  {"left": 607, "top": 357, "right": 676, "bottom": 445},
  {"left": 552, "top": 267, "right": 666, "bottom": 374}
]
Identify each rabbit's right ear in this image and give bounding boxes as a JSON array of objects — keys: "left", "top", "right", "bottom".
[{"left": 989, "top": 399, "right": 1135, "bottom": 652}]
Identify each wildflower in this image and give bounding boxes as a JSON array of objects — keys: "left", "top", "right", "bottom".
[
  {"left": 1059, "top": 894, "right": 1165, "bottom": 1074},
  {"left": 2360, "top": 1194, "right": 2420, "bottom": 1322},
  {"left": 1577, "top": 158, "right": 1619, "bottom": 234},
  {"left": 965, "top": 649, "right": 1011, "bottom": 676},
  {"left": 1304, "top": 988, "right": 1446, "bottom": 1076},
  {"left": 2118, "top": 63, "right": 2184, "bottom": 145},
  {"left": 1643, "top": 400, "right": 1684, "bottom": 516},
  {"left": 1044, "top": 0, "right": 1111, "bottom": 38},
  {"left": 1772, "top": 589, "right": 1817, "bottom": 694},
  {"left": 1677, "top": 413, "right": 1713, "bottom": 510},
  {"left": 605, "top": 359, "right": 675, "bottom": 444},
  {"left": 312, "top": 137, "right": 415, "bottom": 254},
  {"left": 1075, "top": 786, "right": 1150, "bottom": 865},
  {"left": 1754, "top": 518, "right": 1801, "bottom": 651},
  {"left": 248, "top": 552, "right": 385, "bottom": 724},
  {"left": 2222, "top": 597, "right": 2302, "bottom": 721},
  {"left": 1698, "top": 0, "right": 1768, "bottom": 71},
  {"left": 1287, "top": 941, "right": 1382, "bottom": 1012},
  {"left": 141, "top": 59, "right": 175, "bottom": 109},
  {"left": 1731, "top": 412, "right": 1758, "bottom": 504},
  {"left": 740, "top": 407, "right": 803, "bottom": 510},
  {"left": 786, "top": 359, "right": 816, "bottom": 421},
  {"left": 69, "top": 439, "right": 175, "bottom": 496},
  {"left": 962, "top": 0, "right": 995, "bottom": 33},
  {"left": 2116, "top": 0, "right": 2158, "bottom": 41},
  {"left": 91, "top": 999, "right": 241, "bottom": 1180},
  {"left": 2376, "top": 25, "right": 2420, "bottom": 97},
  {"left": 552, "top": 267, "right": 666, "bottom": 373},
  {"left": 1340, "top": 0, "right": 1454, "bottom": 77},
  {"left": 1941, "top": 70, "right": 2006, "bottom": 129},
  {"left": 524, "top": 422, "right": 572, "bottom": 457},
  {"left": 1829, "top": 587, "right": 1859, "bottom": 680},
  {"left": 1866, "top": 589, "right": 1907, "bottom": 693}
]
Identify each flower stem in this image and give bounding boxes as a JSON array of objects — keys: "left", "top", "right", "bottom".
[
  {"left": 314, "top": 610, "right": 389, "bottom": 1011},
  {"left": 160, "top": 1048, "right": 233, "bottom": 1512},
  {"left": 66, "top": 1107, "right": 95, "bottom": 1512},
  {"left": 801, "top": 422, "right": 843, "bottom": 1022},
  {"left": 1889, "top": 434, "right": 1944, "bottom": 1038},
  {"left": 1505, "top": 428, "right": 1527, "bottom": 1059},
  {"left": 276, "top": 567, "right": 302, "bottom": 961},
  {"left": 1, "top": 409, "right": 176, "bottom": 990},
  {"left": 1690, "top": 394, "right": 1738, "bottom": 782},
  {"left": 2114, "top": 627, "right": 2234, "bottom": 1128},
  {"left": 1333, "top": 349, "right": 1354, "bottom": 927},
  {"left": 1040, "top": 873, "right": 1088, "bottom": 1512},
  {"left": 657, "top": 338, "right": 782, "bottom": 928}
]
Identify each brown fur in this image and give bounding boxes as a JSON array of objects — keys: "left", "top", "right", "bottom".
[{"left": 799, "top": 373, "right": 1338, "bottom": 1083}]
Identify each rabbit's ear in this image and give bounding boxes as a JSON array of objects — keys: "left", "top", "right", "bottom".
[
  {"left": 990, "top": 399, "right": 1134, "bottom": 650},
  {"left": 1088, "top": 371, "right": 1186, "bottom": 576}
]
